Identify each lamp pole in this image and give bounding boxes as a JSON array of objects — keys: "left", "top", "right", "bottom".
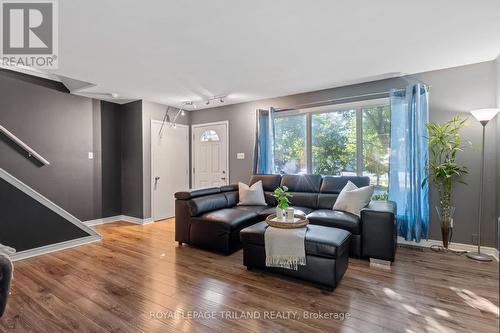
[{"left": 466, "top": 108, "right": 499, "bottom": 262}]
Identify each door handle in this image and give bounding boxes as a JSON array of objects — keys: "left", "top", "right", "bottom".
[
  {"left": 155, "top": 176, "right": 161, "bottom": 181},
  {"left": 221, "top": 177, "right": 226, "bottom": 180}
]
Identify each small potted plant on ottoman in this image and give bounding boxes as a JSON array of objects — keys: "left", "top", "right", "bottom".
[{"left": 273, "top": 186, "right": 293, "bottom": 220}]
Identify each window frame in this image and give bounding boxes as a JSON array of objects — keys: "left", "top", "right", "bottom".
[{"left": 274, "top": 97, "right": 390, "bottom": 177}]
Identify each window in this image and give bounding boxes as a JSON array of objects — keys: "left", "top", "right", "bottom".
[
  {"left": 274, "top": 114, "right": 306, "bottom": 174},
  {"left": 312, "top": 109, "right": 356, "bottom": 176},
  {"left": 273, "top": 99, "right": 391, "bottom": 194},
  {"left": 200, "top": 130, "right": 220, "bottom": 142},
  {"left": 362, "top": 105, "right": 390, "bottom": 194}
]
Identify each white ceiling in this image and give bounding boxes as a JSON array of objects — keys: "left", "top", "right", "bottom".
[{"left": 49, "top": 0, "right": 500, "bottom": 108}]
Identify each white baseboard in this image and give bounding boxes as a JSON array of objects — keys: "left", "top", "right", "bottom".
[
  {"left": 397, "top": 237, "right": 499, "bottom": 261},
  {"left": 83, "top": 215, "right": 153, "bottom": 226},
  {"left": 11, "top": 234, "right": 101, "bottom": 262},
  {"left": 83, "top": 215, "right": 123, "bottom": 226}
]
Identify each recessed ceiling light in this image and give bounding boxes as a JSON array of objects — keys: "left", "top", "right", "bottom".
[{"left": 111, "top": 93, "right": 119, "bottom": 98}]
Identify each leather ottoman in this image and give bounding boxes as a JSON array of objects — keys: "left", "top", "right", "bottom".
[{"left": 240, "top": 222, "right": 351, "bottom": 291}]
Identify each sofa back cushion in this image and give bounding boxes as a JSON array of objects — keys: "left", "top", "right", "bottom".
[
  {"left": 320, "top": 176, "right": 370, "bottom": 194},
  {"left": 249, "top": 174, "right": 281, "bottom": 191},
  {"left": 288, "top": 192, "right": 318, "bottom": 209},
  {"left": 278, "top": 175, "right": 321, "bottom": 209},
  {"left": 187, "top": 193, "right": 228, "bottom": 216},
  {"left": 250, "top": 174, "right": 281, "bottom": 206},
  {"left": 317, "top": 193, "right": 339, "bottom": 209},
  {"left": 318, "top": 176, "right": 370, "bottom": 209},
  {"left": 224, "top": 191, "right": 239, "bottom": 207},
  {"left": 281, "top": 174, "right": 322, "bottom": 192}
]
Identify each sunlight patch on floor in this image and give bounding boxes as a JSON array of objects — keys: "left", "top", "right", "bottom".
[
  {"left": 450, "top": 286, "right": 499, "bottom": 317},
  {"left": 432, "top": 307, "right": 450, "bottom": 318},
  {"left": 383, "top": 287, "right": 403, "bottom": 301}
]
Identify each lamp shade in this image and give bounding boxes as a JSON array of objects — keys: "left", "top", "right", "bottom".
[{"left": 470, "top": 108, "right": 500, "bottom": 122}]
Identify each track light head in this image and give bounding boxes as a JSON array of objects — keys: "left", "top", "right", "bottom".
[
  {"left": 219, "top": 98, "right": 224, "bottom": 103},
  {"left": 206, "top": 100, "right": 210, "bottom": 105}
]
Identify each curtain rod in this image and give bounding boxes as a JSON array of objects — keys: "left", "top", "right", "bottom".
[
  {"left": 274, "top": 91, "right": 392, "bottom": 112},
  {"left": 275, "top": 83, "right": 431, "bottom": 112}
]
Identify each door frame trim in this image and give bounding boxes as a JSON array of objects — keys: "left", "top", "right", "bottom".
[
  {"left": 150, "top": 120, "right": 189, "bottom": 222},
  {"left": 191, "top": 120, "right": 230, "bottom": 188}
]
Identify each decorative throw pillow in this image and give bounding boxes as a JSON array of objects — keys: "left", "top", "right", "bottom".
[
  {"left": 238, "top": 181, "right": 267, "bottom": 206},
  {"left": 333, "top": 181, "right": 374, "bottom": 216}
]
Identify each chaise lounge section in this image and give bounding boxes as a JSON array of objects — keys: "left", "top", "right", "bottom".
[{"left": 175, "top": 174, "right": 397, "bottom": 261}]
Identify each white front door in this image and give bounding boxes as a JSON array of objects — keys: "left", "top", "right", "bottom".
[
  {"left": 193, "top": 122, "right": 228, "bottom": 188},
  {"left": 151, "top": 121, "right": 189, "bottom": 221}
]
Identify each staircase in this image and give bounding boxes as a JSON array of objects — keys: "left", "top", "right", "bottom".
[{"left": 0, "top": 168, "right": 101, "bottom": 261}]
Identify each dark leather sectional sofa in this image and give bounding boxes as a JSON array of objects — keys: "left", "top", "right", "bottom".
[
  {"left": 0, "top": 255, "right": 12, "bottom": 318},
  {"left": 175, "top": 174, "right": 397, "bottom": 261}
]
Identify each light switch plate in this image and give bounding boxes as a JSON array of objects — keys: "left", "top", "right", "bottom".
[
  {"left": 88, "top": 152, "right": 94, "bottom": 160},
  {"left": 237, "top": 153, "right": 245, "bottom": 160}
]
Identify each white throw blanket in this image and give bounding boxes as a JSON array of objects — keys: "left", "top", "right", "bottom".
[{"left": 265, "top": 226, "right": 307, "bottom": 270}]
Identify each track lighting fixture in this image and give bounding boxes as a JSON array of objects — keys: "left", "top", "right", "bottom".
[
  {"left": 182, "top": 101, "right": 196, "bottom": 110},
  {"left": 204, "top": 95, "right": 227, "bottom": 106},
  {"left": 159, "top": 105, "right": 186, "bottom": 136}
]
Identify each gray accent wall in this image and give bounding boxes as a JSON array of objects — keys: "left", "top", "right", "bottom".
[
  {"left": 190, "top": 61, "right": 499, "bottom": 247},
  {"left": 0, "top": 177, "right": 92, "bottom": 252},
  {"left": 120, "top": 100, "right": 144, "bottom": 219},
  {"left": 0, "top": 70, "right": 101, "bottom": 221},
  {"left": 101, "top": 101, "right": 122, "bottom": 217}
]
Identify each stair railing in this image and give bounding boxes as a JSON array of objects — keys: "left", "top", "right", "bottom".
[{"left": 0, "top": 124, "right": 50, "bottom": 165}]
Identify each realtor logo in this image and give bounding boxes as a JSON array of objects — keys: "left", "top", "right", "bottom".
[{"left": 1, "top": 0, "right": 58, "bottom": 68}]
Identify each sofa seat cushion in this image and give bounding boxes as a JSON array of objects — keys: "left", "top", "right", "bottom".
[
  {"left": 240, "top": 222, "right": 351, "bottom": 259},
  {"left": 192, "top": 208, "right": 259, "bottom": 232},
  {"left": 307, "top": 209, "right": 361, "bottom": 234},
  {"left": 258, "top": 206, "right": 313, "bottom": 218}
]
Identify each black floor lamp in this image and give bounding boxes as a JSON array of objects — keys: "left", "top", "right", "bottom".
[{"left": 466, "top": 108, "right": 499, "bottom": 262}]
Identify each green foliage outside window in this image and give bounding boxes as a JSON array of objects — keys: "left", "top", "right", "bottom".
[
  {"left": 273, "top": 104, "right": 391, "bottom": 194},
  {"left": 312, "top": 110, "right": 356, "bottom": 175}
]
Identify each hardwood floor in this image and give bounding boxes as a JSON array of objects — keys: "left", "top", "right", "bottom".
[{"left": 1, "top": 219, "right": 498, "bottom": 333}]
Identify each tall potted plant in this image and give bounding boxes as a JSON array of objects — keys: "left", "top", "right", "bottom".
[{"left": 423, "top": 116, "right": 469, "bottom": 248}]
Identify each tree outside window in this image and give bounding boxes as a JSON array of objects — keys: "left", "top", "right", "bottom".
[{"left": 272, "top": 101, "right": 391, "bottom": 195}]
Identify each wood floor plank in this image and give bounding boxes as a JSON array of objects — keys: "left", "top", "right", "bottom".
[{"left": 1, "top": 219, "right": 498, "bottom": 333}]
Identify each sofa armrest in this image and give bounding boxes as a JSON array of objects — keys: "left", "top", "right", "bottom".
[
  {"left": 360, "top": 200, "right": 397, "bottom": 262},
  {"left": 174, "top": 185, "right": 238, "bottom": 244},
  {"left": 175, "top": 187, "right": 221, "bottom": 200},
  {"left": 362, "top": 200, "right": 396, "bottom": 216},
  {"left": 0, "top": 255, "right": 13, "bottom": 318}
]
